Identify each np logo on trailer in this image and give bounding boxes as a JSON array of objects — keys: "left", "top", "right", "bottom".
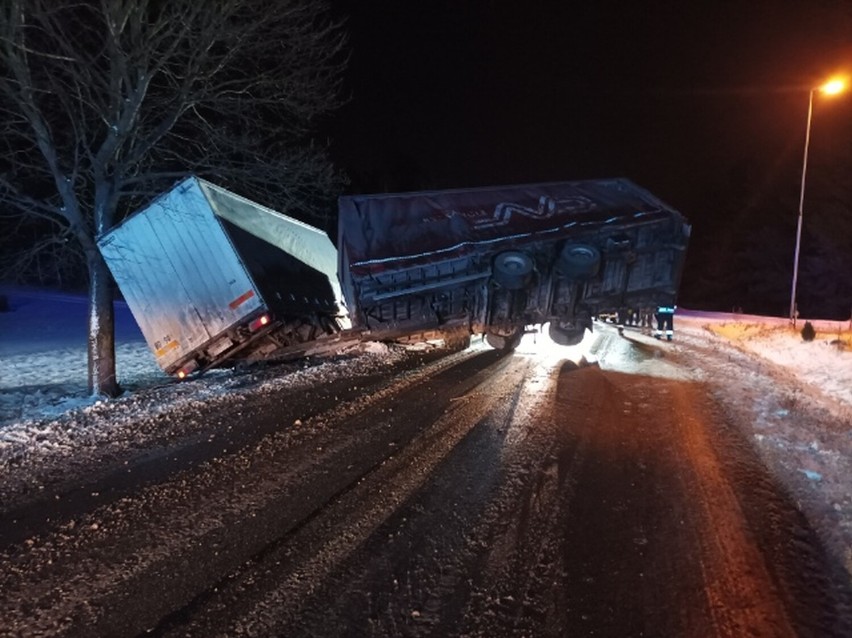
[{"left": 471, "top": 195, "right": 596, "bottom": 229}]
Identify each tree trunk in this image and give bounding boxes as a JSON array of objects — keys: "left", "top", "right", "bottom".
[{"left": 86, "top": 249, "right": 119, "bottom": 397}]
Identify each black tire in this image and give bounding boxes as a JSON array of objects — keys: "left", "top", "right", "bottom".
[
  {"left": 557, "top": 243, "right": 601, "bottom": 279},
  {"left": 486, "top": 328, "right": 524, "bottom": 352},
  {"left": 493, "top": 251, "right": 534, "bottom": 290},
  {"left": 443, "top": 331, "right": 472, "bottom": 350},
  {"left": 548, "top": 323, "right": 586, "bottom": 346}
]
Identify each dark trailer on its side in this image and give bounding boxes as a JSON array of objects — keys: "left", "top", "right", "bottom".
[{"left": 338, "top": 178, "right": 691, "bottom": 350}]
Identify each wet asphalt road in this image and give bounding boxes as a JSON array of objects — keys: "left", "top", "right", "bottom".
[{"left": 1, "top": 327, "right": 850, "bottom": 637}]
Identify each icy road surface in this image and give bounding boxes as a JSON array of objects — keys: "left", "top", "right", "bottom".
[{"left": 1, "top": 325, "right": 851, "bottom": 637}]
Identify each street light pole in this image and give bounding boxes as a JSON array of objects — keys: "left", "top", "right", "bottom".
[
  {"left": 789, "top": 88, "right": 814, "bottom": 326},
  {"left": 788, "top": 77, "right": 846, "bottom": 326}
]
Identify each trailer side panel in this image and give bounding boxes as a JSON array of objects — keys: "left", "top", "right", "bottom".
[{"left": 337, "top": 178, "right": 690, "bottom": 345}]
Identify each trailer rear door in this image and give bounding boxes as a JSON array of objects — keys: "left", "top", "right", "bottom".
[{"left": 99, "top": 179, "right": 262, "bottom": 370}]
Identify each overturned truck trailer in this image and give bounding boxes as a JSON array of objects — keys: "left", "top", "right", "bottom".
[
  {"left": 338, "top": 178, "right": 690, "bottom": 350},
  {"left": 98, "top": 177, "right": 345, "bottom": 377}
]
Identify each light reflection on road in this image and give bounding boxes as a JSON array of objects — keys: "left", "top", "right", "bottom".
[{"left": 464, "top": 322, "right": 691, "bottom": 381}]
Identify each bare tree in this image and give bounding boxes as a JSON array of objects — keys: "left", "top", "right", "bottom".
[{"left": 0, "top": 0, "right": 347, "bottom": 396}]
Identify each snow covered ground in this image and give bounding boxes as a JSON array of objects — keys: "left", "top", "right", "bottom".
[
  {"left": 0, "top": 287, "right": 167, "bottom": 424},
  {"left": 1, "top": 287, "right": 851, "bottom": 577}
]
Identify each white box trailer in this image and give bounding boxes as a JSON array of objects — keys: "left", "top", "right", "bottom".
[{"left": 98, "top": 176, "right": 345, "bottom": 377}]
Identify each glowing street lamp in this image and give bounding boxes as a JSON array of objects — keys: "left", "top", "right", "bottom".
[{"left": 789, "top": 76, "right": 847, "bottom": 325}]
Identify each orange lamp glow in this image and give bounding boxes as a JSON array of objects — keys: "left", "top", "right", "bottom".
[{"left": 819, "top": 77, "right": 846, "bottom": 95}]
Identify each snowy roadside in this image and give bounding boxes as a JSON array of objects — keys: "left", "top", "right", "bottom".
[
  {"left": 674, "top": 312, "right": 852, "bottom": 578},
  {"left": 0, "top": 287, "right": 167, "bottom": 425},
  {"left": 678, "top": 309, "right": 852, "bottom": 409}
]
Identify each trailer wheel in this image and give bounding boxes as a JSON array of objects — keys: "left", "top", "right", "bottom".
[
  {"left": 558, "top": 243, "right": 601, "bottom": 279},
  {"left": 548, "top": 323, "right": 586, "bottom": 346},
  {"left": 493, "top": 251, "right": 534, "bottom": 290},
  {"left": 442, "top": 331, "right": 472, "bottom": 351},
  {"left": 486, "top": 328, "right": 523, "bottom": 352}
]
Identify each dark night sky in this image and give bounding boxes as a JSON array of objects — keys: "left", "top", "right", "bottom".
[{"left": 325, "top": 0, "right": 852, "bottom": 315}]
